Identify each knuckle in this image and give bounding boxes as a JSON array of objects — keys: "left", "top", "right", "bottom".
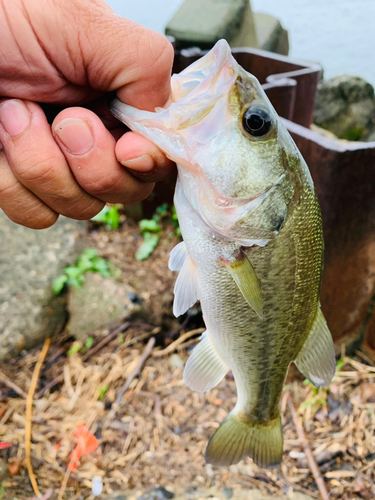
[
  {"left": 84, "top": 174, "right": 122, "bottom": 195},
  {"left": 0, "top": 179, "right": 18, "bottom": 198},
  {"left": 62, "top": 198, "right": 104, "bottom": 220},
  {"left": 15, "top": 153, "right": 60, "bottom": 185},
  {"left": 4, "top": 207, "right": 58, "bottom": 229}
]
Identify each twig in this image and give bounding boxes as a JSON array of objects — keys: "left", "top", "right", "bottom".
[
  {"left": 35, "top": 321, "right": 132, "bottom": 399},
  {"left": 104, "top": 337, "right": 156, "bottom": 426},
  {"left": 288, "top": 396, "right": 329, "bottom": 500},
  {"left": 0, "top": 371, "right": 28, "bottom": 399},
  {"left": 28, "top": 488, "right": 53, "bottom": 500},
  {"left": 59, "top": 464, "right": 72, "bottom": 500},
  {"left": 43, "top": 346, "right": 69, "bottom": 370},
  {"left": 133, "top": 390, "right": 164, "bottom": 436},
  {"left": 114, "top": 337, "right": 155, "bottom": 406},
  {"left": 81, "top": 322, "right": 131, "bottom": 361},
  {"left": 152, "top": 328, "right": 204, "bottom": 357},
  {"left": 166, "top": 314, "right": 190, "bottom": 338},
  {"left": 137, "top": 390, "right": 162, "bottom": 418},
  {"left": 26, "top": 337, "right": 51, "bottom": 498},
  {"left": 355, "top": 349, "right": 375, "bottom": 366}
]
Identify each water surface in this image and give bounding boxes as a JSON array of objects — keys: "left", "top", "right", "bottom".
[{"left": 106, "top": 0, "right": 375, "bottom": 86}]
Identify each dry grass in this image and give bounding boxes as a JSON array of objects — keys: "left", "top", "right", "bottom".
[
  {"left": 1, "top": 217, "right": 374, "bottom": 499},
  {"left": 0, "top": 325, "right": 374, "bottom": 500}
]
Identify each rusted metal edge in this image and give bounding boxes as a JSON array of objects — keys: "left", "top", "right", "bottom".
[
  {"left": 284, "top": 118, "right": 375, "bottom": 355},
  {"left": 173, "top": 46, "right": 322, "bottom": 128}
]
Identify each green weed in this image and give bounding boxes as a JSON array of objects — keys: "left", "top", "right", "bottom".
[
  {"left": 136, "top": 203, "right": 181, "bottom": 261},
  {"left": 98, "top": 385, "right": 109, "bottom": 400},
  {"left": 67, "top": 342, "right": 83, "bottom": 357},
  {"left": 84, "top": 336, "right": 94, "bottom": 349},
  {"left": 91, "top": 205, "right": 120, "bottom": 230},
  {"left": 53, "top": 248, "right": 117, "bottom": 294},
  {"left": 299, "top": 357, "right": 344, "bottom": 411}
]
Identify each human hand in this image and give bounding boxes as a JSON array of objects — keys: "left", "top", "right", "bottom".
[{"left": 0, "top": 0, "right": 175, "bottom": 229}]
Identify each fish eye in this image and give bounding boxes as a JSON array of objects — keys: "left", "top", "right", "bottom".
[{"left": 242, "top": 106, "right": 272, "bottom": 137}]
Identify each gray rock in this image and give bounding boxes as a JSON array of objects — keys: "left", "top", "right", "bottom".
[
  {"left": 109, "top": 489, "right": 314, "bottom": 500},
  {"left": 137, "top": 488, "right": 174, "bottom": 500},
  {"left": 0, "top": 213, "right": 86, "bottom": 361},
  {"left": 314, "top": 74, "right": 375, "bottom": 140},
  {"left": 68, "top": 272, "right": 141, "bottom": 342},
  {"left": 165, "top": 0, "right": 258, "bottom": 50},
  {"left": 172, "top": 488, "right": 314, "bottom": 500},
  {"left": 255, "top": 12, "right": 289, "bottom": 56},
  {"left": 222, "top": 488, "right": 233, "bottom": 500}
]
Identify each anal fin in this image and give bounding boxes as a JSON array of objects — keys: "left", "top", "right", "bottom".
[
  {"left": 294, "top": 307, "right": 336, "bottom": 387},
  {"left": 184, "top": 332, "right": 228, "bottom": 392},
  {"left": 224, "top": 250, "right": 263, "bottom": 319}
]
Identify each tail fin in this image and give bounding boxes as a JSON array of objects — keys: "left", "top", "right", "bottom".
[{"left": 205, "top": 413, "right": 283, "bottom": 468}]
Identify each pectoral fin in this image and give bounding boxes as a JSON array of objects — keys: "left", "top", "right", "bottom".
[
  {"left": 224, "top": 251, "right": 263, "bottom": 319},
  {"left": 184, "top": 332, "right": 228, "bottom": 392},
  {"left": 171, "top": 243, "right": 199, "bottom": 317},
  {"left": 294, "top": 308, "right": 336, "bottom": 387},
  {"left": 168, "top": 241, "right": 187, "bottom": 271}
]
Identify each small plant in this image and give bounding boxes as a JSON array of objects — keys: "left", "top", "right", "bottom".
[
  {"left": 172, "top": 205, "right": 181, "bottom": 236},
  {"left": 97, "top": 385, "right": 109, "bottom": 400},
  {"left": 84, "top": 336, "right": 94, "bottom": 349},
  {"left": 91, "top": 205, "right": 120, "bottom": 230},
  {"left": 136, "top": 203, "right": 181, "bottom": 261},
  {"left": 299, "top": 357, "right": 344, "bottom": 411},
  {"left": 67, "top": 341, "right": 83, "bottom": 357},
  {"left": 53, "top": 248, "right": 116, "bottom": 294}
]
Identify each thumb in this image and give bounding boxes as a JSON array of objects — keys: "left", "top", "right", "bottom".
[{"left": 74, "top": 1, "right": 174, "bottom": 110}]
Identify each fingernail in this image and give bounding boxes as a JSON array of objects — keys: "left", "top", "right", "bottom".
[
  {"left": 54, "top": 118, "right": 94, "bottom": 154},
  {"left": 0, "top": 99, "right": 30, "bottom": 136},
  {"left": 121, "top": 154, "right": 155, "bottom": 172}
]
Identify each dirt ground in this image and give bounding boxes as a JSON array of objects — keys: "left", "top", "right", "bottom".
[{"left": 0, "top": 212, "right": 374, "bottom": 499}]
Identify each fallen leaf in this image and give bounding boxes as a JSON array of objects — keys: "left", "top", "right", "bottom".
[
  {"left": 68, "top": 425, "right": 99, "bottom": 471},
  {"left": 8, "top": 457, "right": 21, "bottom": 476}
]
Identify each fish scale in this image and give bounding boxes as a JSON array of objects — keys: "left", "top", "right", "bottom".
[{"left": 111, "top": 39, "right": 336, "bottom": 468}]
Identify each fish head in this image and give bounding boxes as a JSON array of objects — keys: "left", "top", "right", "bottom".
[{"left": 111, "top": 40, "right": 307, "bottom": 243}]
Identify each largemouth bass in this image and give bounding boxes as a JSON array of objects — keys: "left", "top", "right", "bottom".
[{"left": 111, "top": 40, "right": 336, "bottom": 468}]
